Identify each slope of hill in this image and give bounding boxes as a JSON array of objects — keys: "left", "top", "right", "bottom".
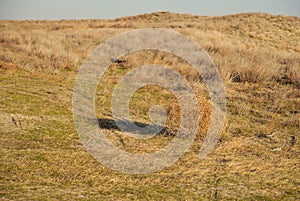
[{"left": 0, "top": 12, "right": 299, "bottom": 200}]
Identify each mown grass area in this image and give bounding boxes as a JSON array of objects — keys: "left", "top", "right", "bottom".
[{"left": 0, "top": 12, "right": 300, "bottom": 200}]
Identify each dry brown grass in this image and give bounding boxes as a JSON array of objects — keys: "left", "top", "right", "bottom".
[
  {"left": 0, "top": 12, "right": 299, "bottom": 200},
  {"left": 1, "top": 13, "right": 299, "bottom": 84}
]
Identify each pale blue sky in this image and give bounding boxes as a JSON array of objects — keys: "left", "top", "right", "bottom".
[{"left": 0, "top": 0, "right": 299, "bottom": 20}]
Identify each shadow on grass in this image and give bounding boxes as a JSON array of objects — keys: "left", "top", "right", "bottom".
[{"left": 97, "top": 118, "right": 175, "bottom": 136}]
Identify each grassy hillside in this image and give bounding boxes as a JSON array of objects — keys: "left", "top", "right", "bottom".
[{"left": 0, "top": 12, "right": 299, "bottom": 200}]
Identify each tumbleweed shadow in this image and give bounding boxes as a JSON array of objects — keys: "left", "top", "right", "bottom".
[{"left": 97, "top": 118, "right": 175, "bottom": 136}]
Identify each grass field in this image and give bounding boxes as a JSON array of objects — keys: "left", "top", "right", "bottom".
[{"left": 0, "top": 12, "right": 300, "bottom": 200}]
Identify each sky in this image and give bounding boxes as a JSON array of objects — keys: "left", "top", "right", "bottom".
[{"left": 0, "top": 0, "right": 299, "bottom": 20}]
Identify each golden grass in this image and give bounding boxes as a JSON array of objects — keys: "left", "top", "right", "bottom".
[{"left": 0, "top": 12, "right": 299, "bottom": 200}]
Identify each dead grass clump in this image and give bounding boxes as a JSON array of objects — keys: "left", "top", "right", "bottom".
[
  {"left": 284, "top": 66, "right": 300, "bottom": 87},
  {"left": 0, "top": 61, "right": 20, "bottom": 70},
  {"left": 214, "top": 47, "right": 281, "bottom": 83},
  {"left": 166, "top": 96, "right": 212, "bottom": 140}
]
